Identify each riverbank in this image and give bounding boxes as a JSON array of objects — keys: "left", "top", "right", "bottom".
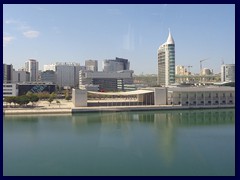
[{"left": 3, "top": 99, "right": 234, "bottom": 115}]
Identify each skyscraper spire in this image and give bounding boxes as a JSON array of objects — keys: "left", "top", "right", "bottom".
[{"left": 166, "top": 28, "right": 175, "bottom": 44}]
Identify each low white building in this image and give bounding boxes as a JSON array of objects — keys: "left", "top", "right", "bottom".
[
  {"left": 167, "top": 86, "right": 234, "bottom": 106},
  {"left": 3, "top": 83, "right": 18, "bottom": 97},
  {"left": 72, "top": 86, "right": 235, "bottom": 107}
]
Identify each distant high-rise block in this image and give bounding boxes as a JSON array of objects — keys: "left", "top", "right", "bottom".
[
  {"left": 3, "top": 64, "right": 13, "bottom": 83},
  {"left": 157, "top": 30, "right": 175, "bottom": 86},
  {"left": 85, "top": 60, "right": 98, "bottom": 71},
  {"left": 25, "top": 59, "right": 39, "bottom": 82}
]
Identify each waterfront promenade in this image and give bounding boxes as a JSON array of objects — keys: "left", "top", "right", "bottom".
[
  {"left": 3, "top": 99, "right": 235, "bottom": 115},
  {"left": 3, "top": 99, "right": 73, "bottom": 115}
]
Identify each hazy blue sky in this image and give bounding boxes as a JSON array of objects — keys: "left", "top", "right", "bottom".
[{"left": 3, "top": 4, "right": 235, "bottom": 74}]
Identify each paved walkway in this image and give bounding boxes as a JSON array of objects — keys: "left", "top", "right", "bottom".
[{"left": 3, "top": 99, "right": 73, "bottom": 115}]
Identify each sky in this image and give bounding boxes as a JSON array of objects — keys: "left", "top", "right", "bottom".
[{"left": 3, "top": 4, "right": 235, "bottom": 75}]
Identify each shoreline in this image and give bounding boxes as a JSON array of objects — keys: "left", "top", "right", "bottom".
[{"left": 3, "top": 105, "right": 235, "bottom": 115}]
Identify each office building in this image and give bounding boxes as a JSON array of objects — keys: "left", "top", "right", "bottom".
[
  {"left": 85, "top": 60, "right": 98, "bottom": 71},
  {"left": 221, "top": 64, "right": 235, "bottom": 82},
  {"left": 25, "top": 59, "right": 39, "bottom": 82},
  {"left": 17, "top": 82, "right": 56, "bottom": 95},
  {"left": 103, "top": 57, "right": 130, "bottom": 72},
  {"left": 43, "top": 62, "right": 85, "bottom": 88},
  {"left": 3, "top": 64, "right": 13, "bottom": 83},
  {"left": 158, "top": 30, "right": 175, "bottom": 86},
  {"left": 79, "top": 70, "right": 134, "bottom": 91},
  {"left": 12, "top": 70, "right": 30, "bottom": 83},
  {"left": 41, "top": 70, "right": 56, "bottom": 83}
]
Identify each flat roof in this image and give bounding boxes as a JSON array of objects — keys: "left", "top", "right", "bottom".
[{"left": 88, "top": 90, "right": 154, "bottom": 96}]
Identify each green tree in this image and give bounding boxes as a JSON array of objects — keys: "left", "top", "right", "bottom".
[
  {"left": 27, "top": 92, "right": 39, "bottom": 106},
  {"left": 4, "top": 96, "right": 18, "bottom": 107},
  {"left": 37, "top": 92, "right": 50, "bottom": 100},
  {"left": 16, "top": 95, "right": 30, "bottom": 107},
  {"left": 4, "top": 96, "right": 14, "bottom": 107}
]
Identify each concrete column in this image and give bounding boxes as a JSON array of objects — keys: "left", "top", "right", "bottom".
[{"left": 72, "top": 88, "right": 87, "bottom": 107}]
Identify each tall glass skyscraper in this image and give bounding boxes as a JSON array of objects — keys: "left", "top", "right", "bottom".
[{"left": 158, "top": 30, "right": 175, "bottom": 86}]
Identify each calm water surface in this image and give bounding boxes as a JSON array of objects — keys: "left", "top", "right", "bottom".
[{"left": 3, "top": 109, "right": 235, "bottom": 176}]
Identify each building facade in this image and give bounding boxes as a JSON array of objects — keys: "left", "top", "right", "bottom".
[
  {"left": 79, "top": 70, "right": 134, "bottom": 91},
  {"left": 40, "top": 70, "right": 56, "bottom": 83},
  {"left": 17, "top": 82, "right": 56, "bottom": 96},
  {"left": 3, "top": 64, "right": 13, "bottom": 83},
  {"left": 103, "top": 57, "right": 130, "bottom": 72},
  {"left": 221, "top": 64, "right": 235, "bottom": 82},
  {"left": 3, "top": 83, "right": 18, "bottom": 97},
  {"left": 25, "top": 59, "right": 39, "bottom": 82},
  {"left": 158, "top": 30, "right": 175, "bottom": 86},
  {"left": 12, "top": 70, "right": 30, "bottom": 83},
  {"left": 72, "top": 86, "right": 235, "bottom": 107},
  {"left": 43, "top": 62, "right": 84, "bottom": 88},
  {"left": 85, "top": 60, "right": 98, "bottom": 71}
]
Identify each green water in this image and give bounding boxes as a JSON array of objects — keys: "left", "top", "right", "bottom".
[{"left": 3, "top": 109, "right": 235, "bottom": 176}]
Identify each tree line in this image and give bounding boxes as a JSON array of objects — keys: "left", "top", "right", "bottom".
[{"left": 4, "top": 91, "right": 71, "bottom": 108}]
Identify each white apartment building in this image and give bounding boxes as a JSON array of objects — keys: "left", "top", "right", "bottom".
[
  {"left": 221, "top": 64, "right": 235, "bottom": 82},
  {"left": 43, "top": 62, "right": 84, "bottom": 88},
  {"left": 25, "top": 59, "right": 39, "bottom": 82}
]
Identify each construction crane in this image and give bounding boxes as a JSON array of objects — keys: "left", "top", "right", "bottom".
[{"left": 200, "top": 58, "right": 208, "bottom": 75}]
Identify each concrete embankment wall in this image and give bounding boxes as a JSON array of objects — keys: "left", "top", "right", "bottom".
[
  {"left": 72, "top": 105, "right": 235, "bottom": 113},
  {"left": 3, "top": 105, "right": 235, "bottom": 115}
]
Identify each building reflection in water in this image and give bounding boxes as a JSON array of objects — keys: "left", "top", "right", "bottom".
[{"left": 71, "top": 109, "right": 234, "bottom": 164}]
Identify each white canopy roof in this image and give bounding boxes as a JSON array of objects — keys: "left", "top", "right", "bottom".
[{"left": 88, "top": 90, "right": 154, "bottom": 96}]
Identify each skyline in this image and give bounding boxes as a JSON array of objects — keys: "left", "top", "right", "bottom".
[{"left": 3, "top": 4, "right": 235, "bottom": 74}]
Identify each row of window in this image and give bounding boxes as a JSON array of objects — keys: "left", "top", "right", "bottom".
[
  {"left": 3, "top": 85, "right": 13, "bottom": 87},
  {"left": 171, "top": 100, "right": 233, "bottom": 105},
  {"left": 3, "top": 92, "right": 13, "bottom": 95}
]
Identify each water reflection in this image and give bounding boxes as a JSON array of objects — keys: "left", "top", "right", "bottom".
[
  {"left": 71, "top": 109, "right": 235, "bottom": 126},
  {"left": 71, "top": 109, "right": 234, "bottom": 165},
  {"left": 3, "top": 108, "right": 235, "bottom": 176}
]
